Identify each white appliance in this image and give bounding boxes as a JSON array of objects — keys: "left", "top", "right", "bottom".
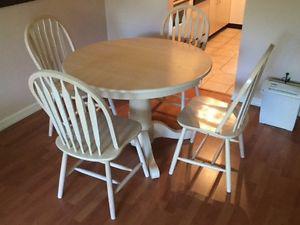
[{"left": 260, "top": 79, "right": 300, "bottom": 131}]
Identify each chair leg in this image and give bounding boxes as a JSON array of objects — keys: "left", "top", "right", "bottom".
[
  {"left": 194, "top": 86, "right": 200, "bottom": 97},
  {"left": 134, "top": 138, "right": 149, "bottom": 178},
  {"left": 57, "top": 153, "right": 68, "bottom": 199},
  {"left": 48, "top": 119, "right": 53, "bottom": 137},
  {"left": 238, "top": 134, "right": 245, "bottom": 159},
  {"left": 108, "top": 98, "right": 117, "bottom": 116},
  {"left": 181, "top": 92, "right": 185, "bottom": 110},
  {"left": 169, "top": 128, "right": 187, "bottom": 175},
  {"left": 105, "top": 162, "right": 116, "bottom": 220},
  {"left": 225, "top": 139, "right": 231, "bottom": 193},
  {"left": 190, "top": 131, "right": 197, "bottom": 144}
]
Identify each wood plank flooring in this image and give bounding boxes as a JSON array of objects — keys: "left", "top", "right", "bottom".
[{"left": 0, "top": 91, "right": 300, "bottom": 225}]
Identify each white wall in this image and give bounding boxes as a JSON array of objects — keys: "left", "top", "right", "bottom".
[
  {"left": 0, "top": 0, "right": 107, "bottom": 130},
  {"left": 105, "top": 0, "right": 168, "bottom": 40},
  {"left": 230, "top": 0, "right": 246, "bottom": 25},
  {"left": 235, "top": 0, "right": 300, "bottom": 105}
]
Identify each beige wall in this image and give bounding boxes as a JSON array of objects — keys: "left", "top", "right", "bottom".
[
  {"left": 230, "top": 0, "right": 246, "bottom": 25},
  {"left": 105, "top": 0, "right": 168, "bottom": 40},
  {"left": 0, "top": 0, "right": 107, "bottom": 130},
  {"left": 236, "top": 0, "right": 300, "bottom": 105}
]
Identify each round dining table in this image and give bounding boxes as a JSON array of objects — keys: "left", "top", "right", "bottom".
[{"left": 63, "top": 37, "right": 212, "bottom": 179}]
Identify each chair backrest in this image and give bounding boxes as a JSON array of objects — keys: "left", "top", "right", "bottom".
[
  {"left": 25, "top": 16, "right": 75, "bottom": 72},
  {"left": 161, "top": 5, "right": 210, "bottom": 50},
  {"left": 216, "top": 44, "right": 275, "bottom": 134},
  {"left": 29, "top": 70, "right": 119, "bottom": 156}
]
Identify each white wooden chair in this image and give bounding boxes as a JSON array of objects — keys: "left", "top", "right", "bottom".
[
  {"left": 169, "top": 44, "right": 274, "bottom": 193},
  {"left": 28, "top": 70, "right": 149, "bottom": 220},
  {"left": 25, "top": 16, "right": 117, "bottom": 136},
  {"left": 161, "top": 5, "right": 210, "bottom": 110}
]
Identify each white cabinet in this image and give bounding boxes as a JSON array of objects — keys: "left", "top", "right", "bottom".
[
  {"left": 170, "top": 0, "right": 232, "bottom": 35},
  {"left": 230, "top": 0, "right": 246, "bottom": 24},
  {"left": 194, "top": 0, "right": 210, "bottom": 18},
  {"left": 260, "top": 80, "right": 300, "bottom": 131},
  {"left": 209, "top": 0, "right": 231, "bottom": 34}
]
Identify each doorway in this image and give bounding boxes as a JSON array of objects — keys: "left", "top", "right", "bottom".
[
  {"left": 168, "top": 0, "right": 247, "bottom": 96},
  {"left": 200, "top": 0, "right": 247, "bottom": 96},
  {"left": 201, "top": 28, "right": 242, "bottom": 95}
]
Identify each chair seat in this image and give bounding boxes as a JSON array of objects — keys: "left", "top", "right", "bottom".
[
  {"left": 56, "top": 114, "right": 141, "bottom": 162},
  {"left": 178, "top": 96, "right": 244, "bottom": 138}
]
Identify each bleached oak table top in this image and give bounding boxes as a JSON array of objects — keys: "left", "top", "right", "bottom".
[{"left": 63, "top": 37, "right": 212, "bottom": 100}]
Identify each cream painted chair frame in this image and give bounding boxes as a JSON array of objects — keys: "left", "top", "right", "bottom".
[
  {"left": 28, "top": 70, "right": 149, "bottom": 220},
  {"left": 161, "top": 5, "right": 210, "bottom": 110},
  {"left": 25, "top": 16, "right": 117, "bottom": 136},
  {"left": 169, "top": 44, "right": 275, "bottom": 193}
]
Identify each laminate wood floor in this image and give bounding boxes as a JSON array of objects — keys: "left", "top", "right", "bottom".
[{"left": 1, "top": 91, "right": 300, "bottom": 225}]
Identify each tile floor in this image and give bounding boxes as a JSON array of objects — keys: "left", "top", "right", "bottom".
[{"left": 201, "top": 28, "right": 242, "bottom": 95}]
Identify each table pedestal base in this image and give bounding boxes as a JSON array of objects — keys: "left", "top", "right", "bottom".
[
  {"left": 129, "top": 99, "right": 192, "bottom": 179},
  {"left": 153, "top": 121, "right": 193, "bottom": 140}
]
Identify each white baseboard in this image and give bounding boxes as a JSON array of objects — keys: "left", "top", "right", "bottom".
[
  {"left": 0, "top": 103, "right": 41, "bottom": 132},
  {"left": 0, "top": 94, "right": 297, "bottom": 132}
]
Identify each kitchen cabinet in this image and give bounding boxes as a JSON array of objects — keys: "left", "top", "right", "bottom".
[
  {"left": 209, "top": 0, "right": 231, "bottom": 34},
  {"left": 169, "top": 0, "right": 232, "bottom": 35},
  {"left": 194, "top": 0, "right": 210, "bottom": 19}
]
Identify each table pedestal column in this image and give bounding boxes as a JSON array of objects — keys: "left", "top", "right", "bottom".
[
  {"left": 129, "top": 99, "right": 195, "bottom": 179},
  {"left": 129, "top": 99, "right": 160, "bottom": 179}
]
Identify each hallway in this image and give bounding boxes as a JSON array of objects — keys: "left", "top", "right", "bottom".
[{"left": 201, "top": 28, "right": 242, "bottom": 95}]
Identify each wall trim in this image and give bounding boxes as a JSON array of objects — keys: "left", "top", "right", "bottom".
[
  {"left": 227, "top": 23, "right": 243, "bottom": 30},
  {"left": 209, "top": 23, "right": 243, "bottom": 41},
  {"left": 0, "top": 103, "right": 41, "bottom": 132},
  {"left": 231, "top": 91, "right": 262, "bottom": 107},
  {"left": 233, "top": 96, "right": 300, "bottom": 117},
  {"left": 0, "top": 96, "right": 296, "bottom": 132},
  {"left": 209, "top": 26, "right": 227, "bottom": 40}
]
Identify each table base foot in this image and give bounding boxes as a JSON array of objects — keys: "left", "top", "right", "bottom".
[
  {"left": 138, "top": 131, "right": 160, "bottom": 179},
  {"left": 153, "top": 121, "right": 193, "bottom": 140}
]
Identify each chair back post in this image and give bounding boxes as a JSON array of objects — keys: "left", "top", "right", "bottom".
[
  {"left": 216, "top": 44, "right": 275, "bottom": 134},
  {"left": 25, "top": 16, "right": 75, "bottom": 71},
  {"left": 161, "top": 5, "right": 210, "bottom": 50},
  {"left": 28, "top": 70, "right": 120, "bottom": 155}
]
